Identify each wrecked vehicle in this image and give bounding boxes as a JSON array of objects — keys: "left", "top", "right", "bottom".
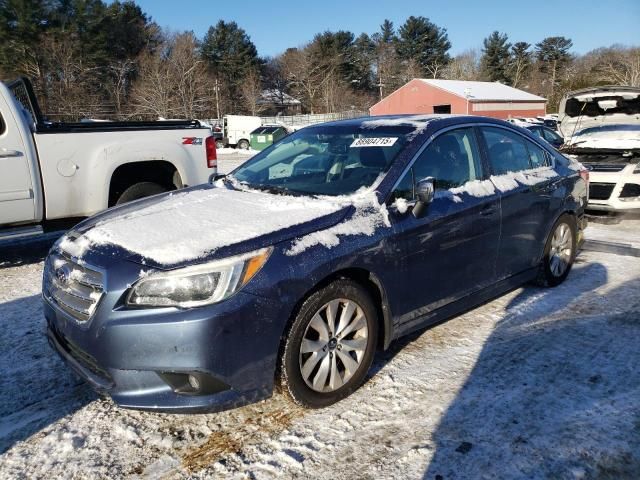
[
  {"left": 559, "top": 86, "right": 640, "bottom": 211},
  {"left": 44, "top": 115, "right": 588, "bottom": 412}
]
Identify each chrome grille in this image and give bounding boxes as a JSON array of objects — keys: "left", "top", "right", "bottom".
[{"left": 43, "top": 252, "right": 104, "bottom": 322}]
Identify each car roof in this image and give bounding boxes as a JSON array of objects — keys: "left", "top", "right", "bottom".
[{"left": 316, "top": 114, "right": 513, "bottom": 131}]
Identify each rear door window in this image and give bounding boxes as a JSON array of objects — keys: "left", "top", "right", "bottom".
[{"left": 482, "top": 127, "right": 532, "bottom": 175}]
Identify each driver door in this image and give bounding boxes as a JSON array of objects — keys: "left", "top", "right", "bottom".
[
  {"left": 0, "top": 96, "right": 37, "bottom": 226},
  {"left": 388, "top": 127, "right": 501, "bottom": 329}
]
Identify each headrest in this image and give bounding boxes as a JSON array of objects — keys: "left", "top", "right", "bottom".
[
  {"left": 435, "top": 135, "right": 461, "bottom": 156},
  {"left": 489, "top": 142, "right": 513, "bottom": 160},
  {"left": 359, "top": 146, "right": 388, "bottom": 168}
]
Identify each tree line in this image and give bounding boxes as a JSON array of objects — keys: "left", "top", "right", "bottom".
[{"left": 1, "top": 1, "right": 638, "bottom": 121}]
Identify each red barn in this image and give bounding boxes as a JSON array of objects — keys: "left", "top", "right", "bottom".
[{"left": 370, "top": 79, "right": 546, "bottom": 119}]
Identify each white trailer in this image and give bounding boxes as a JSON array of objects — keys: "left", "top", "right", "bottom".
[{"left": 223, "top": 115, "right": 262, "bottom": 149}]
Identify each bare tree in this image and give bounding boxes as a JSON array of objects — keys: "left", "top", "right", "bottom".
[
  {"left": 280, "top": 47, "right": 334, "bottom": 114},
  {"left": 240, "top": 67, "right": 265, "bottom": 115},
  {"left": 105, "top": 59, "right": 136, "bottom": 117},
  {"left": 442, "top": 50, "right": 481, "bottom": 80},
  {"left": 131, "top": 32, "right": 214, "bottom": 119},
  {"left": 594, "top": 46, "right": 640, "bottom": 87}
]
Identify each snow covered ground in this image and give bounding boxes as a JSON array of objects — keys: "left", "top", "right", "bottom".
[
  {"left": 217, "top": 152, "right": 253, "bottom": 175},
  {"left": 0, "top": 217, "right": 639, "bottom": 479}
]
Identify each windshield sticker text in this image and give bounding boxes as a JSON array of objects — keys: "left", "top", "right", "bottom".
[{"left": 350, "top": 137, "right": 398, "bottom": 148}]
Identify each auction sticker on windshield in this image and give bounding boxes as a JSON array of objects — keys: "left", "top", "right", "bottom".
[{"left": 350, "top": 137, "right": 398, "bottom": 147}]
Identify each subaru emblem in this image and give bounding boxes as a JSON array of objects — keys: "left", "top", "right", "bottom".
[{"left": 55, "top": 266, "right": 71, "bottom": 285}]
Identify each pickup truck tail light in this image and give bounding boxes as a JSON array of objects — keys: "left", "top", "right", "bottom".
[{"left": 205, "top": 136, "right": 217, "bottom": 169}]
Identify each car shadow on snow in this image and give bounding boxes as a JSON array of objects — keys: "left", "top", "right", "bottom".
[
  {"left": 421, "top": 262, "right": 640, "bottom": 479},
  {"left": 0, "top": 232, "right": 63, "bottom": 269},
  {"left": 0, "top": 294, "right": 96, "bottom": 454}
]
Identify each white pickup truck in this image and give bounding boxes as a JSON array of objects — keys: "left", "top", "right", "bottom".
[{"left": 0, "top": 78, "right": 217, "bottom": 241}]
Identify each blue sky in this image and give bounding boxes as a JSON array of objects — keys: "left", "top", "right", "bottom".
[{"left": 131, "top": 0, "right": 640, "bottom": 58}]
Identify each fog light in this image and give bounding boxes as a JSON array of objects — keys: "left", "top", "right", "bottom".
[
  {"left": 188, "top": 374, "right": 200, "bottom": 391},
  {"left": 158, "top": 371, "right": 230, "bottom": 396}
]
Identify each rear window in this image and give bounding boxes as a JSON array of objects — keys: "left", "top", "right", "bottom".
[
  {"left": 251, "top": 126, "right": 281, "bottom": 135},
  {"left": 564, "top": 95, "right": 640, "bottom": 117}
]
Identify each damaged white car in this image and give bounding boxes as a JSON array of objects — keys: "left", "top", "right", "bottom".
[{"left": 559, "top": 86, "right": 640, "bottom": 211}]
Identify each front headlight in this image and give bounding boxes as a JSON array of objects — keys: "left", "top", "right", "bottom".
[{"left": 127, "top": 247, "right": 272, "bottom": 308}]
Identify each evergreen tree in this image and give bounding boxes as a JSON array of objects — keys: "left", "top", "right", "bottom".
[
  {"left": 536, "top": 36, "right": 573, "bottom": 100},
  {"left": 396, "top": 16, "right": 451, "bottom": 78},
  {"left": 379, "top": 19, "right": 395, "bottom": 44},
  {"left": 201, "top": 20, "right": 260, "bottom": 89},
  {"left": 352, "top": 32, "right": 375, "bottom": 91},
  {"left": 480, "top": 31, "right": 511, "bottom": 83},
  {"left": 509, "top": 41, "right": 532, "bottom": 87},
  {"left": 372, "top": 19, "right": 401, "bottom": 98}
]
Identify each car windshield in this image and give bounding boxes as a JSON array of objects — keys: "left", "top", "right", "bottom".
[{"left": 230, "top": 124, "right": 414, "bottom": 196}]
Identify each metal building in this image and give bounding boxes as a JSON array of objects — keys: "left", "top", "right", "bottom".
[{"left": 370, "top": 79, "right": 547, "bottom": 119}]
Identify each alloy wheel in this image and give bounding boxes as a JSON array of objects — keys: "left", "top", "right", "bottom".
[
  {"left": 298, "top": 299, "right": 369, "bottom": 393},
  {"left": 549, "top": 223, "right": 573, "bottom": 277}
]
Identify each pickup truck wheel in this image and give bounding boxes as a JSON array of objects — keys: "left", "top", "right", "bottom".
[
  {"left": 237, "top": 139, "right": 250, "bottom": 150},
  {"left": 279, "top": 279, "right": 378, "bottom": 408},
  {"left": 116, "top": 182, "right": 167, "bottom": 205}
]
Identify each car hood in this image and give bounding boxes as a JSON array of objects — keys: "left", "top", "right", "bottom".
[
  {"left": 564, "top": 124, "right": 640, "bottom": 151},
  {"left": 558, "top": 86, "right": 640, "bottom": 146},
  {"left": 59, "top": 184, "right": 360, "bottom": 269}
]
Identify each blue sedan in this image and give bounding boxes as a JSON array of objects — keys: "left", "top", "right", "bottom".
[{"left": 44, "top": 115, "right": 588, "bottom": 412}]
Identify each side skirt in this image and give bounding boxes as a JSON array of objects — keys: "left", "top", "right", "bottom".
[{"left": 393, "top": 268, "right": 538, "bottom": 340}]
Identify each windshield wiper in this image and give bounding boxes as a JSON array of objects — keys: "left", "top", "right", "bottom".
[{"left": 250, "top": 184, "right": 308, "bottom": 197}]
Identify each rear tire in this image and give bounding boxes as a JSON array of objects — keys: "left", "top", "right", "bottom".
[
  {"left": 115, "top": 182, "right": 167, "bottom": 205},
  {"left": 237, "top": 139, "right": 250, "bottom": 150},
  {"left": 280, "top": 279, "right": 378, "bottom": 409},
  {"left": 534, "top": 214, "right": 577, "bottom": 287},
  {"left": 215, "top": 139, "right": 224, "bottom": 149}
]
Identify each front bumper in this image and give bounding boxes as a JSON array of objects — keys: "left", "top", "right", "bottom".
[
  {"left": 587, "top": 170, "right": 640, "bottom": 212},
  {"left": 44, "top": 286, "right": 288, "bottom": 412}
]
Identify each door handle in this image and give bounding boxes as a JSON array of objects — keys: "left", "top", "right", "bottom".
[
  {"left": 0, "top": 149, "right": 23, "bottom": 158},
  {"left": 480, "top": 205, "right": 497, "bottom": 216}
]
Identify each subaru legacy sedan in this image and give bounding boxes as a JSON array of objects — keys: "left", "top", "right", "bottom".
[{"left": 44, "top": 115, "right": 588, "bottom": 412}]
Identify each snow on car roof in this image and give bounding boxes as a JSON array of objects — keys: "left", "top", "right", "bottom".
[{"left": 421, "top": 79, "right": 546, "bottom": 102}]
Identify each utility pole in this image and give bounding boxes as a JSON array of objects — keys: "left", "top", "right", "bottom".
[{"left": 214, "top": 78, "right": 221, "bottom": 120}]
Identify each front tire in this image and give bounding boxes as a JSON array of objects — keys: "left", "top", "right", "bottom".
[
  {"left": 115, "top": 182, "right": 167, "bottom": 205},
  {"left": 280, "top": 280, "right": 378, "bottom": 408},
  {"left": 237, "top": 139, "right": 250, "bottom": 150},
  {"left": 534, "top": 214, "right": 577, "bottom": 287}
]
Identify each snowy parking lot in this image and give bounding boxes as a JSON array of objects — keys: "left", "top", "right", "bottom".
[{"left": 0, "top": 213, "right": 639, "bottom": 479}]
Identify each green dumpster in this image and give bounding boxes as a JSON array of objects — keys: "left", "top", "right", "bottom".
[{"left": 250, "top": 125, "right": 288, "bottom": 151}]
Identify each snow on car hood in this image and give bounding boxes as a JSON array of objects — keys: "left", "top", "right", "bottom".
[
  {"left": 58, "top": 184, "right": 382, "bottom": 266},
  {"left": 565, "top": 124, "right": 640, "bottom": 150},
  {"left": 559, "top": 87, "right": 640, "bottom": 148}
]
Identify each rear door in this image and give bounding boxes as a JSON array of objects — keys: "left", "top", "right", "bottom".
[
  {"left": 479, "top": 126, "right": 558, "bottom": 279},
  {"left": 0, "top": 95, "right": 37, "bottom": 226},
  {"left": 389, "top": 127, "right": 501, "bottom": 327}
]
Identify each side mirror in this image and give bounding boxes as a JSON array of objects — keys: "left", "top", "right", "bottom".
[{"left": 412, "top": 177, "right": 435, "bottom": 218}]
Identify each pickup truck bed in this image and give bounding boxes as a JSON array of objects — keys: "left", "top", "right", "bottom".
[{"left": 0, "top": 78, "right": 217, "bottom": 236}]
